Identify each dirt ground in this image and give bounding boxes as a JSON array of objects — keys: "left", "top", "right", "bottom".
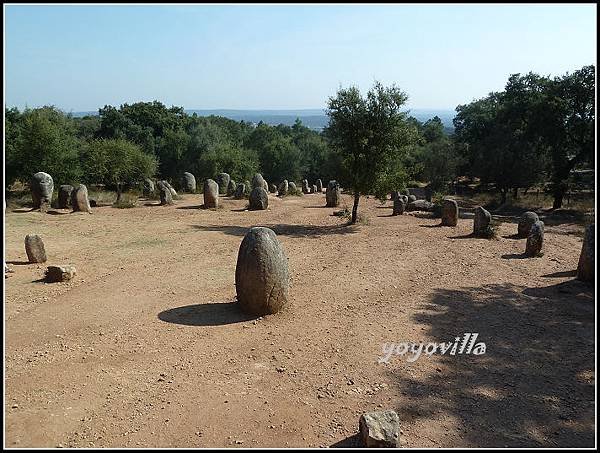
[{"left": 4, "top": 192, "right": 595, "bottom": 448}]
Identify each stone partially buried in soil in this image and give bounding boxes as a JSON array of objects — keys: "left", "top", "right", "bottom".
[
  {"left": 577, "top": 224, "right": 595, "bottom": 283},
  {"left": 235, "top": 227, "right": 289, "bottom": 316},
  {"left": 204, "top": 179, "right": 219, "bottom": 208},
  {"left": 249, "top": 187, "right": 269, "bottom": 210},
  {"left": 31, "top": 172, "right": 54, "bottom": 212},
  {"left": 525, "top": 220, "right": 544, "bottom": 257},
  {"left": 44, "top": 265, "right": 76, "bottom": 283},
  {"left": 58, "top": 185, "right": 74, "bottom": 209},
  {"left": 441, "top": 199, "right": 458, "bottom": 226},
  {"left": 518, "top": 211, "right": 539, "bottom": 238},
  {"left": 359, "top": 410, "right": 400, "bottom": 448},
  {"left": 71, "top": 184, "right": 92, "bottom": 213},
  {"left": 25, "top": 234, "right": 47, "bottom": 263},
  {"left": 473, "top": 206, "right": 492, "bottom": 235}
]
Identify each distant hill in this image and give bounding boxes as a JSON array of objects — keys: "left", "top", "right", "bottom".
[{"left": 72, "top": 108, "right": 456, "bottom": 132}]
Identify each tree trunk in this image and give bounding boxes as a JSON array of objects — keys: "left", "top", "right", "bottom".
[
  {"left": 351, "top": 191, "right": 360, "bottom": 224},
  {"left": 500, "top": 188, "right": 507, "bottom": 205},
  {"left": 512, "top": 187, "right": 519, "bottom": 199},
  {"left": 116, "top": 183, "right": 122, "bottom": 203}
]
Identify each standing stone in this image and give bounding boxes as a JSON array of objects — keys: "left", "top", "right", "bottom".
[
  {"left": 301, "top": 179, "right": 310, "bottom": 194},
  {"left": 157, "top": 181, "right": 173, "bottom": 205},
  {"left": 577, "top": 224, "right": 595, "bottom": 283},
  {"left": 278, "top": 180, "right": 289, "bottom": 197},
  {"left": 58, "top": 185, "right": 74, "bottom": 209},
  {"left": 262, "top": 179, "right": 269, "bottom": 192},
  {"left": 234, "top": 183, "right": 246, "bottom": 200},
  {"left": 25, "top": 234, "right": 47, "bottom": 263},
  {"left": 235, "top": 227, "right": 289, "bottom": 315},
  {"left": 312, "top": 184, "right": 318, "bottom": 194},
  {"left": 518, "top": 211, "right": 539, "bottom": 238},
  {"left": 163, "top": 181, "right": 177, "bottom": 197},
  {"left": 392, "top": 197, "right": 405, "bottom": 216},
  {"left": 401, "top": 195, "right": 409, "bottom": 205},
  {"left": 31, "top": 172, "right": 54, "bottom": 212},
  {"left": 407, "top": 200, "right": 434, "bottom": 212},
  {"left": 204, "top": 179, "right": 219, "bottom": 208},
  {"left": 391, "top": 191, "right": 399, "bottom": 202},
  {"left": 288, "top": 181, "right": 297, "bottom": 193},
  {"left": 316, "top": 179, "right": 323, "bottom": 193},
  {"left": 216, "top": 173, "right": 231, "bottom": 195},
  {"left": 181, "top": 172, "right": 196, "bottom": 193},
  {"left": 249, "top": 187, "right": 269, "bottom": 210},
  {"left": 71, "top": 184, "right": 92, "bottom": 213},
  {"left": 227, "top": 180, "right": 237, "bottom": 196},
  {"left": 441, "top": 199, "right": 458, "bottom": 226},
  {"left": 45, "top": 265, "right": 76, "bottom": 283},
  {"left": 326, "top": 180, "right": 341, "bottom": 207},
  {"left": 244, "top": 181, "right": 251, "bottom": 195},
  {"left": 408, "top": 194, "right": 417, "bottom": 203},
  {"left": 251, "top": 173, "right": 266, "bottom": 190},
  {"left": 143, "top": 178, "right": 155, "bottom": 196},
  {"left": 473, "top": 206, "right": 492, "bottom": 235},
  {"left": 525, "top": 220, "right": 544, "bottom": 257},
  {"left": 359, "top": 410, "right": 400, "bottom": 448},
  {"left": 269, "top": 183, "right": 278, "bottom": 193}
]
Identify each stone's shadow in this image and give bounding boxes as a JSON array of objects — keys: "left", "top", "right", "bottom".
[
  {"left": 448, "top": 233, "right": 476, "bottom": 239},
  {"left": 230, "top": 208, "right": 249, "bottom": 212},
  {"left": 304, "top": 205, "right": 332, "bottom": 209},
  {"left": 47, "top": 210, "right": 71, "bottom": 215},
  {"left": 191, "top": 223, "right": 357, "bottom": 238},
  {"left": 6, "top": 260, "right": 31, "bottom": 265},
  {"left": 502, "top": 233, "right": 523, "bottom": 240},
  {"left": 144, "top": 202, "right": 163, "bottom": 207},
  {"left": 330, "top": 434, "right": 361, "bottom": 448},
  {"left": 176, "top": 205, "right": 204, "bottom": 210},
  {"left": 158, "top": 301, "right": 256, "bottom": 326},
  {"left": 501, "top": 253, "right": 528, "bottom": 260},
  {"left": 389, "top": 282, "right": 594, "bottom": 447},
  {"left": 419, "top": 223, "right": 444, "bottom": 228},
  {"left": 542, "top": 270, "right": 578, "bottom": 279},
  {"left": 11, "top": 207, "right": 37, "bottom": 213}
]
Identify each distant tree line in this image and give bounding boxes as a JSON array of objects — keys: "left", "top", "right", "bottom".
[{"left": 4, "top": 64, "right": 594, "bottom": 213}]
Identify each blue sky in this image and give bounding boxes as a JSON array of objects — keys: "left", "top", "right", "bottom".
[{"left": 4, "top": 4, "right": 597, "bottom": 112}]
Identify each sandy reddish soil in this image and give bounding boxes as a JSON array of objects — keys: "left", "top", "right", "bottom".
[{"left": 4, "top": 192, "right": 595, "bottom": 448}]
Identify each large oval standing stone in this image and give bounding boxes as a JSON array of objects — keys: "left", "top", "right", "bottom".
[
  {"left": 227, "top": 180, "right": 237, "bottom": 196},
  {"left": 359, "top": 410, "right": 400, "bottom": 448},
  {"left": 251, "top": 173, "right": 266, "bottom": 190},
  {"left": 25, "top": 234, "right": 47, "bottom": 263},
  {"left": 216, "top": 173, "right": 231, "bottom": 195},
  {"left": 157, "top": 181, "right": 174, "bottom": 205},
  {"left": 301, "top": 179, "right": 310, "bottom": 194},
  {"left": 473, "top": 206, "right": 492, "bottom": 235},
  {"left": 392, "top": 197, "right": 405, "bottom": 216},
  {"left": 204, "top": 179, "right": 219, "bottom": 208},
  {"left": 326, "top": 180, "right": 341, "bottom": 207},
  {"left": 31, "top": 172, "right": 54, "bottom": 212},
  {"left": 269, "top": 183, "right": 278, "bottom": 193},
  {"left": 249, "top": 187, "right": 269, "bottom": 210},
  {"left": 518, "top": 211, "right": 539, "bottom": 238},
  {"left": 577, "top": 224, "right": 594, "bottom": 283},
  {"left": 312, "top": 184, "right": 318, "bottom": 194},
  {"left": 441, "top": 199, "right": 458, "bottom": 226},
  {"left": 278, "top": 180, "right": 289, "bottom": 197},
  {"left": 234, "top": 183, "right": 246, "bottom": 200},
  {"left": 235, "top": 227, "right": 289, "bottom": 315},
  {"left": 288, "top": 181, "right": 297, "bottom": 193},
  {"left": 58, "top": 185, "right": 74, "bottom": 209},
  {"left": 181, "top": 172, "right": 196, "bottom": 192},
  {"left": 525, "top": 220, "right": 544, "bottom": 257},
  {"left": 71, "top": 184, "right": 92, "bottom": 213}
]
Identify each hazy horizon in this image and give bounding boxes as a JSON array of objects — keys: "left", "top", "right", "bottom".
[{"left": 5, "top": 4, "right": 596, "bottom": 112}]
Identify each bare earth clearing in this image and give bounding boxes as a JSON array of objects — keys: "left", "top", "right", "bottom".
[{"left": 4, "top": 192, "right": 595, "bottom": 448}]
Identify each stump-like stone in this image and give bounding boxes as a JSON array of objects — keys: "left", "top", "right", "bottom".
[
  {"left": 234, "top": 183, "right": 246, "bottom": 200},
  {"left": 269, "top": 183, "right": 278, "bottom": 193},
  {"left": 163, "top": 181, "right": 177, "bottom": 197},
  {"left": 312, "top": 184, "right": 318, "bottom": 194},
  {"left": 288, "top": 181, "right": 297, "bottom": 193},
  {"left": 249, "top": 187, "right": 269, "bottom": 210},
  {"left": 216, "top": 173, "right": 231, "bottom": 195},
  {"left": 143, "top": 178, "right": 155, "bottom": 196},
  {"left": 326, "top": 180, "right": 341, "bottom": 207},
  {"left": 235, "top": 227, "right": 289, "bottom": 316},
  {"left": 251, "top": 173, "right": 266, "bottom": 190},
  {"left": 227, "top": 180, "right": 237, "bottom": 196},
  {"left": 31, "top": 172, "right": 54, "bottom": 212},
  {"left": 157, "top": 181, "right": 174, "bottom": 205},
  {"left": 392, "top": 198, "right": 405, "bottom": 216},
  {"left": 45, "top": 265, "right": 76, "bottom": 283},
  {"left": 441, "top": 199, "right": 458, "bottom": 226},
  {"left": 316, "top": 179, "right": 323, "bottom": 193},
  {"left": 278, "top": 180, "right": 289, "bottom": 197},
  {"left": 204, "top": 179, "right": 219, "bottom": 208},
  {"left": 473, "top": 206, "right": 492, "bottom": 235},
  {"left": 525, "top": 220, "right": 544, "bottom": 257},
  {"left": 25, "top": 234, "right": 47, "bottom": 263},
  {"left": 71, "top": 184, "right": 92, "bottom": 213},
  {"left": 359, "top": 410, "right": 400, "bottom": 448},
  {"left": 577, "top": 224, "right": 595, "bottom": 283},
  {"left": 181, "top": 172, "right": 196, "bottom": 192},
  {"left": 301, "top": 179, "right": 310, "bottom": 194},
  {"left": 518, "top": 211, "right": 539, "bottom": 238},
  {"left": 58, "top": 185, "right": 74, "bottom": 209}
]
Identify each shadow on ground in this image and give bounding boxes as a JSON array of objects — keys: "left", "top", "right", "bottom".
[
  {"left": 387, "top": 281, "right": 595, "bottom": 447},
  {"left": 158, "top": 301, "right": 256, "bottom": 326},
  {"left": 191, "top": 222, "right": 358, "bottom": 238}
]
